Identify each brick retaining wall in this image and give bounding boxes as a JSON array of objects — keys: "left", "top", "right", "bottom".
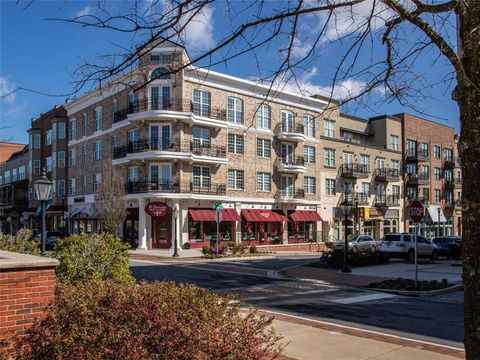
[{"left": 256, "top": 243, "right": 326, "bottom": 253}]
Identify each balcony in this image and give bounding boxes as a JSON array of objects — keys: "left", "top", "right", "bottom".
[
  {"left": 455, "top": 198, "right": 462, "bottom": 210},
  {"left": 342, "top": 191, "right": 369, "bottom": 205},
  {"left": 444, "top": 199, "right": 455, "bottom": 210},
  {"left": 406, "top": 173, "right": 429, "bottom": 185},
  {"left": 125, "top": 180, "right": 226, "bottom": 196},
  {"left": 405, "top": 148, "right": 428, "bottom": 162},
  {"left": 387, "top": 195, "right": 401, "bottom": 206},
  {"left": 444, "top": 178, "right": 456, "bottom": 189},
  {"left": 339, "top": 163, "right": 370, "bottom": 179},
  {"left": 275, "top": 188, "right": 305, "bottom": 203},
  {"left": 113, "top": 139, "right": 227, "bottom": 165},
  {"left": 113, "top": 98, "right": 227, "bottom": 125},
  {"left": 374, "top": 195, "right": 400, "bottom": 208},
  {"left": 443, "top": 156, "right": 456, "bottom": 168},
  {"left": 274, "top": 156, "right": 306, "bottom": 174},
  {"left": 374, "top": 168, "right": 400, "bottom": 182},
  {"left": 274, "top": 123, "right": 306, "bottom": 142}
]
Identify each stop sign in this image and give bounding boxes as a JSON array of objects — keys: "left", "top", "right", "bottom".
[{"left": 409, "top": 200, "right": 425, "bottom": 223}]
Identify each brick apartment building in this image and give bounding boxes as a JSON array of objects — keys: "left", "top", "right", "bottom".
[
  {"left": 0, "top": 106, "right": 69, "bottom": 234},
  {"left": 394, "top": 113, "right": 462, "bottom": 237},
  {"left": 63, "top": 40, "right": 423, "bottom": 250}
]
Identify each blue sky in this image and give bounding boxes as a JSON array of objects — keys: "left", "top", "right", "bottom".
[{"left": 0, "top": 1, "right": 460, "bottom": 144}]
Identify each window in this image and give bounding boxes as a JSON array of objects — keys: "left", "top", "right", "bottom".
[
  {"left": 325, "top": 179, "right": 336, "bottom": 195},
  {"left": 55, "top": 151, "right": 65, "bottom": 168},
  {"left": 69, "top": 149, "right": 76, "bottom": 167},
  {"left": 422, "top": 188, "right": 430, "bottom": 201},
  {"left": 227, "top": 133, "right": 244, "bottom": 154},
  {"left": 45, "top": 130, "right": 52, "bottom": 146},
  {"left": 444, "top": 148, "right": 453, "bottom": 161},
  {"left": 304, "top": 146, "right": 315, "bottom": 163},
  {"left": 376, "top": 157, "right": 385, "bottom": 169},
  {"left": 128, "top": 167, "right": 138, "bottom": 183},
  {"left": 94, "top": 106, "right": 103, "bottom": 132},
  {"left": 228, "top": 169, "right": 244, "bottom": 190},
  {"left": 421, "top": 165, "right": 429, "bottom": 178},
  {"left": 58, "top": 180, "right": 65, "bottom": 196},
  {"left": 94, "top": 173, "right": 102, "bottom": 193},
  {"left": 81, "top": 176, "right": 87, "bottom": 195},
  {"left": 192, "top": 127, "right": 211, "bottom": 148},
  {"left": 391, "top": 160, "right": 400, "bottom": 173},
  {"left": 362, "top": 182, "right": 371, "bottom": 196},
  {"left": 51, "top": 123, "right": 57, "bottom": 140},
  {"left": 150, "top": 67, "right": 170, "bottom": 80},
  {"left": 324, "top": 119, "right": 335, "bottom": 137},
  {"left": 68, "top": 178, "right": 76, "bottom": 196},
  {"left": 390, "top": 135, "right": 399, "bottom": 151},
  {"left": 407, "top": 186, "right": 417, "bottom": 200},
  {"left": 406, "top": 139, "right": 417, "bottom": 156},
  {"left": 444, "top": 169, "right": 453, "bottom": 181},
  {"left": 304, "top": 177, "right": 316, "bottom": 195},
  {"left": 4, "top": 171, "right": 10, "bottom": 184},
  {"left": 33, "top": 160, "right": 40, "bottom": 174},
  {"left": 434, "top": 145, "right": 441, "bottom": 159},
  {"left": 150, "top": 54, "right": 172, "bottom": 62},
  {"left": 94, "top": 141, "right": 103, "bottom": 160},
  {"left": 256, "top": 104, "right": 271, "bottom": 129},
  {"left": 69, "top": 119, "right": 77, "bottom": 141},
  {"left": 227, "top": 97, "right": 243, "bottom": 124},
  {"left": 360, "top": 154, "right": 370, "bottom": 172},
  {"left": 82, "top": 113, "right": 88, "bottom": 137},
  {"left": 193, "top": 166, "right": 211, "bottom": 188},
  {"left": 192, "top": 89, "right": 211, "bottom": 117},
  {"left": 281, "top": 110, "right": 294, "bottom": 132},
  {"left": 33, "top": 133, "right": 41, "bottom": 149},
  {"left": 406, "top": 163, "right": 416, "bottom": 175},
  {"left": 256, "top": 172, "right": 271, "bottom": 192},
  {"left": 82, "top": 144, "right": 87, "bottom": 163},
  {"left": 343, "top": 152, "right": 354, "bottom": 164},
  {"left": 324, "top": 149, "right": 336, "bottom": 167},
  {"left": 392, "top": 185, "right": 400, "bottom": 197},
  {"left": 303, "top": 115, "right": 315, "bottom": 137},
  {"left": 434, "top": 167, "right": 441, "bottom": 180},
  {"left": 256, "top": 138, "right": 271, "bottom": 157},
  {"left": 435, "top": 189, "right": 441, "bottom": 202},
  {"left": 46, "top": 156, "right": 52, "bottom": 172},
  {"left": 18, "top": 166, "right": 26, "bottom": 180},
  {"left": 12, "top": 168, "right": 17, "bottom": 181},
  {"left": 58, "top": 122, "right": 66, "bottom": 139},
  {"left": 111, "top": 101, "right": 117, "bottom": 123}
]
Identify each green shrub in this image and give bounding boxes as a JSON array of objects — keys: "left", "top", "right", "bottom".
[
  {"left": 201, "top": 245, "right": 210, "bottom": 255},
  {"left": 15, "top": 280, "right": 283, "bottom": 360},
  {"left": 183, "top": 241, "right": 191, "bottom": 250},
  {"left": 0, "top": 229, "right": 39, "bottom": 256},
  {"left": 249, "top": 245, "right": 257, "bottom": 254},
  {"left": 52, "top": 233, "right": 133, "bottom": 284}
]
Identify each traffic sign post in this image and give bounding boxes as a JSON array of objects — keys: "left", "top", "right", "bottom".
[
  {"left": 213, "top": 203, "right": 224, "bottom": 255},
  {"left": 409, "top": 200, "right": 425, "bottom": 289}
]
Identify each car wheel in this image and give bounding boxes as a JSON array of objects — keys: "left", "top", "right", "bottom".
[
  {"left": 370, "top": 245, "right": 377, "bottom": 254},
  {"left": 431, "top": 250, "right": 438, "bottom": 261},
  {"left": 408, "top": 249, "right": 415, "bottom": 262},
  {"left": 351, "top": 245, "right": 358, "bottom": 254}
]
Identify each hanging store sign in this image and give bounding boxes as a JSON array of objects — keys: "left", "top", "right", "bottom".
[{"left": 145, "top": 202, "right": 171, "bottom": 218}]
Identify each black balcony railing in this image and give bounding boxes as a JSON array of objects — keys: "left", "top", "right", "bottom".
[
  {"left": 406, "top": 173, "right": 429, "bottom": 185},
  {"left": 113, "top": 98, "right": 227, "bottom": 123},
  {"left": 387, "top": 194, "right": 400, "bottom": 206},
  {"left": 339, "top": 163, "right": 370, "bottom": 179},
  {"left": 277, "top": 156, "right": 305, "bottom": 167},
  {"left": 444, "top": 178, "right": 455, "bottom": 188},
  {"left": 275, "top": 188, "right": 305, "bottom": 200},
  {"left": 274, "top": 123, "right": 305, "bottom": 135},
  {"left": 443, "top": 156, "right": 456, "bottom": 168},
  {"left": 374, "top": 168, "right": 400, "bottom": 182},
  {"left": 125, "top": 180, "right": 226, "bottom": 195},
  {"left": 445, "top": 199, "right": 455, "bottom": 209},
  {"left": 113, "top": 138, "right": 227, "bottom": 159},
  {"left": 343, "top": 192, "right": 369, "bottom": 205},
  {"left": 406, "top": 148, "right": 428, "bottom": 162}
]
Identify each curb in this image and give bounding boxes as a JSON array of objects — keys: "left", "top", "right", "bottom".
[{"left": 369, "top": 283, "right": 464, "bottom": 297}]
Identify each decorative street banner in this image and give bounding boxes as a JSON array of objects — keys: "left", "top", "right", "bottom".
[{"left": 145, "top": 202, "right": 171, "bottom": 218}]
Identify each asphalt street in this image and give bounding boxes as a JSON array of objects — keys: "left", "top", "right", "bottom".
[{"left": 130, "top": 256, "right": 464, "bottom": 349}]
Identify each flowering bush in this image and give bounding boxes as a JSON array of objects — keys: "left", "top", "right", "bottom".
[
  {"left": 52, "top": 233, "right": 134, "bottom": 284},
  {"left": 0, "top": 229, "right": 38, "bottom": 255},
  {"left": 15, "top": 281, "right": 284, "bottom": 360}
]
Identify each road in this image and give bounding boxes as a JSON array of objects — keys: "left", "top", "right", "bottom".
[{"left": 130, "top": 256, "right": 464, "bottom": 349}]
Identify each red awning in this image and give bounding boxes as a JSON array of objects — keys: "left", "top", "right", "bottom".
[
  {"left": 289, "top": 210, "right": 322, "bottom": 222},
  {"left": 241, "top": 209, "right": 287, "bottom": 222},
  {"left": 188, "top": 208, "right": 241, "bottom": 222}
]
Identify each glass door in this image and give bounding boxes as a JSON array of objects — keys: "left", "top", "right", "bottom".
[
  {"left": 150, "top": 163, "right": 172, "bottom": 191},
  {"left": 150, "top": 125, "right": 171, "bottom": 150},
  {"left": 128, "top": 129, "right": 138, "bottom": 152},
  {"left": 152, "top": 216, "right": 171, "bottom": 248},
  {"left": 281, "top": 175, "right": 294, "bottom": 198},
  {"left": 343, "top": 153, "right": 353, "bottom": 164},
  {"left": 150, "top": 86, "right": 171, "bottom": 110},
  {"left": 281, "top": 111, "right": 294, "bottom": 132},
  {"left": 281, "top": 143, "right": 294, "bottom": 164}
]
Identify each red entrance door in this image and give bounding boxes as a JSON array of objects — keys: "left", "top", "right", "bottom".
[{"left": 152, "top": 215, "right": 172, "bottom": 248}]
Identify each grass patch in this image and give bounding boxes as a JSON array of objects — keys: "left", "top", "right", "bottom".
[{"left": 369, "top": 277, "right": 451, "bottom": 291}]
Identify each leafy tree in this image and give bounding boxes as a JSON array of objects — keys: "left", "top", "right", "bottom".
[{"left": 0, "top": 229, "right": 39, "bottom": 255}]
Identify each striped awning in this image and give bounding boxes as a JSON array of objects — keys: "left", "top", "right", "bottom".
[
  {"left": 189, "top": 208, "right": 241, "bottom": 222},
  {"left": 289, "top": 210, "right": 322, "bottom": 222},
  {"left": 241, "top": 209, "right": 287, "bottom": 222}
]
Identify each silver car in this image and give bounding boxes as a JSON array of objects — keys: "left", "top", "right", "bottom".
[{"left": 331, "top": 234, "right": 379, "bottom": 254}]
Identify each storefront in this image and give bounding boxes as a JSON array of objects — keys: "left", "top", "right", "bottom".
[
  {"left": 187, "top": 208, "right": 241, "bottom": 248},
  {"left": 123, "top": 208, "right": 139, "bottom": 247},
  {"left": 241, "top": 209, "right": 287, "bottom": 245},
  {"left": 69, "top": 206, "right": 99, "bottom": 234},
  {"left": 287, "top": 210, "right": 322, "bottom": 243}
]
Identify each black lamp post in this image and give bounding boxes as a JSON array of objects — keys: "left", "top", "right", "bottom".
[
  {"left": 172, "top": 204, "right": 179, "bottom": 257},
  {"left": 354, "top": 200, "right": 359, "bottom": 235},
  {"left": 437, "top": 207, "right": 441, "bottom": 237},
  {"left": 34, "top": 170, "right": 53, "bottom": 256},
  {"left": 340, "top": 199, "right": 353, "bottom": 273}
]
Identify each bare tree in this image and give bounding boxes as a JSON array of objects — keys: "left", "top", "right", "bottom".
[
  {"left": 5, "top": 0, "right": 479, "bottom": 356},
  {"left": 95, "top": 162, "right": 127, "bottom": 236}
]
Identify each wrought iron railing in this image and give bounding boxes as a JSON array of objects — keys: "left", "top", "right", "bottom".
[
  {"left": 125, "top": 180, "right": 226, "bottom": 195},
  {"left": 374, "top": 168, "right": 400, "bottom": 181},
  {"left": 339, "top": 163, "right": 370, "bottom": 178}
]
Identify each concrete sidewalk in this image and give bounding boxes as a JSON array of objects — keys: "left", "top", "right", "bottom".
[{"left": 265, "top": 311, "right": 464, "bottom": 360}]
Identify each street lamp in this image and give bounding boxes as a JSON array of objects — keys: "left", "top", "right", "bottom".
[
  {"left": 340, "top": 199, "right": 353, "bottom": 273},
  {"left": 172, "top": 204, "right": 179, "bottom": 257},
  {"left": 354, "top": 200, "right": 359, "bottom": 235},
  {"left": 34, "top": 170, "right": 53, "bottom": 256},
  {"left": 437, "top": 207, "right": 441, "bottom": 237}
]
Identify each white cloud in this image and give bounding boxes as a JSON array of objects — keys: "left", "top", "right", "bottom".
[
  {"left": 180, "top": 5, "right": 215, "bottom": 50},
  {"left": 0, "top": 76, "right": 16, "bottom": 104},
  {"left": 75, "top": 6, "right": 93, "bottom": 18},
  {"left": 0, "top": 76, "right": 28, "bottom": 119}
]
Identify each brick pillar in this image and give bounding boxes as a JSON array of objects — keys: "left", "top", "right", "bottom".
[{"left": 0, "top": 251, "right": 59, "bottom": 356}]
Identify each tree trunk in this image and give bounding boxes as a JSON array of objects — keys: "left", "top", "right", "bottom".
[{"left": 457, "top": 2, "right": 480, "bottom": 358}]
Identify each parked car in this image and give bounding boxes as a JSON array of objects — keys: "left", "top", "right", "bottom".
[
  {"left": 431, "top": 236, "right": 462, "bottom": 259},
  {"left": 380, "top": 233, "right": 438, "bottom": 261},
  {"left": 330, "top": 234, "right": 379, "bottom": 254}
]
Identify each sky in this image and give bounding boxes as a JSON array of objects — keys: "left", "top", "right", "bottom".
[{"left": 0, "top": 0, "right": 460, "bottom": 144}]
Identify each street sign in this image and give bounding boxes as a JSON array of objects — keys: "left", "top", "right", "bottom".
[
  {"left": 213, "top": 202, "right": 224, "bottom": 210},
  {"left": 215, "top": 210, "right": 222, "bottom": 224},
  {"left": 409, "top": 200, "right": 424, "bottom": 223}
]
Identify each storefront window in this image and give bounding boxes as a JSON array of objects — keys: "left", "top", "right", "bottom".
[{"left": 188, "top": 220, "right": 202, "bottom": 243}]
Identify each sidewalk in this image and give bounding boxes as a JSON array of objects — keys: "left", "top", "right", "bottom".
[{"left": 263, "top": 311, "right": 464, "bottom": 360}]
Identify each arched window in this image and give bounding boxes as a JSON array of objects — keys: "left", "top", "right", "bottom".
[
  {"left": 150, "top": 67, "right": 171, "bottom": 80},
  {"left": 383, "top": 220, "right": 391, "bottom": 234}
]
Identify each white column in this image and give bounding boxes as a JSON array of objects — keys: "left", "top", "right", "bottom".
[
  {"left": 174, "top": 202, "right": 181, "bottom": 251},
  {"left": 137, "top": 198, "right": 148, "bottom": 250}
]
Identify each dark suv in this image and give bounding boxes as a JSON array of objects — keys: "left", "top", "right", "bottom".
[{"left": 431, "top": 237, "right": 462, "bottom": 259}]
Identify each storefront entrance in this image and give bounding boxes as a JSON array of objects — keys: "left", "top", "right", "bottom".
[{"left": 152, "top": 216, "right": 172, "bottom": 248}]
